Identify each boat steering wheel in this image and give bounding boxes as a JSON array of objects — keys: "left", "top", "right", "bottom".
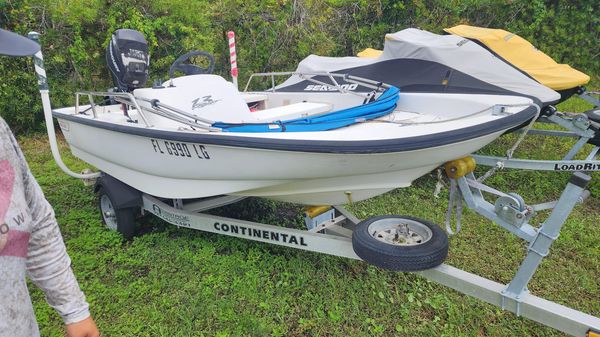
[{"left": 168, "top": 50, "right": 215, "bottom": 78}]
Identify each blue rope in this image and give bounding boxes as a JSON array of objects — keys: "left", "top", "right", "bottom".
[{"left": 213, "top": 86, "right": 400, "bottom": 133}]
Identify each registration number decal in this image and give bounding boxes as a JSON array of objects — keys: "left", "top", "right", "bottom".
[{"left": 150, "top": 139, "right": 210, "bottom": 159}]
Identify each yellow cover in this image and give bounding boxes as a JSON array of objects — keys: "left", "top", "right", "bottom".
[
  {"left": 357, "top": 48, "right": 382, "bottom": 58},
  {"left": 444, "top": 25, "right": 590, "bottom": 90}
]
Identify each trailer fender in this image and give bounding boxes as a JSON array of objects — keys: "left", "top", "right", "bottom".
[{"left": 94, "top": 174, "right": 142, "bottom": 209}]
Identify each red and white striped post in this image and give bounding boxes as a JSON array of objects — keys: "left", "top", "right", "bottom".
[{"left": 227, "top": 31, "right": 238, "bottom": 89}]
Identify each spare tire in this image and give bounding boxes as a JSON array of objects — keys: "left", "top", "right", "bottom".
[{"left": 352, "top": 215, "right": 448, "bottom": 271}]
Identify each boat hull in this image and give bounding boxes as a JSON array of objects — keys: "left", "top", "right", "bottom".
[{"left": 58, "top": 116, "right": 503, "bottom": 205}]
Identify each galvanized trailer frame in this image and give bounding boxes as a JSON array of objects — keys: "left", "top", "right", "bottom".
[
  {"left": 436, "top": 102, "right": 600, "bottom": 336},
  {"left": 473, "top": 100, "right": 600, "bottom": 173},
  {"left": 137, "top": 169, "right": 599, "bottom": 337}
]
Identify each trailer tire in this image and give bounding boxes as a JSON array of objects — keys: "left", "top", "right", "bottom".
[
  {"left": 352, "top": 215, "right": 448, "bottom": 271},
  {"left": 98, "top": 187, "right": 137, "bottom": 240}
]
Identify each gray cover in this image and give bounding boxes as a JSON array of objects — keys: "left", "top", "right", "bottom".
[
  {"left": 380, "top": 28, "right": 559, "bottom": 104},
  {"left": 277, "top": 55, "right": 374, "bottom": 88},
  {"left": 278, "top": 28, "right": 560, "bottom": 106}
]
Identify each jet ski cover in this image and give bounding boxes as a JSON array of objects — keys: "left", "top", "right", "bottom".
[
  {"left": 377, "top": 28, "right": 560, "bottom": 105},
  {"left": 279, "top": 28, "right": 559, "bottom": 107},
  {"left": 444, "top": 25, "right": 590, "bottom": 91},
  {"left": 357, "top": 48, "right": 383, "bottom": 58}
]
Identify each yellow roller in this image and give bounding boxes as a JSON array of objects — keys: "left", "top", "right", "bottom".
[
  {"left": 463, "top": 156, "right": 476, "bottom": 173},
  {"left": 444, "top": 156, "right": 476, "bottom": 179},
  {"left": 304, "top": 205, "right": 332, "bottom": 218},
  {"left": 588, "top": 330, "right": 600, "bottom": 337}
]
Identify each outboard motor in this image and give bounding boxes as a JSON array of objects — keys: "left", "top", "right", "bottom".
[{"left": 106, "top": 29, "right": 149, "bottom": 92}]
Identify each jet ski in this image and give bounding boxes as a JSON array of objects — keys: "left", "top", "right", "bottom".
[
  {"left": 286, "top": 28, "right": 560, "bottom": 111},
  {"left": 444, "top": 24, "right": 591, "bottom": 103}
]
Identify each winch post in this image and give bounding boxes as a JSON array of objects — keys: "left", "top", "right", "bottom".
[
  {"left": 444, "top": 157, "right": 537, "bottom": 240},
  {"left": 455, "top": 174, "right": 537, "bottom": 241},
  {"left": 502, "top": 172, "right": 591, "bottom": 300}
]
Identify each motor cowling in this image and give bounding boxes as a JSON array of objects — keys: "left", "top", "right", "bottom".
[{"left": 106, "top": 29, "right": 149, "bottom": 92}]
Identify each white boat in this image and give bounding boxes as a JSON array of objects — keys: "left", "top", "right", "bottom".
[{"left": 47, "top": 29, "right": 538, "bottom": 205}]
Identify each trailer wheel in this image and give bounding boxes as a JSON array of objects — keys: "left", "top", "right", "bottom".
[
  {"left": 98, "top": 187, "right": 136, "bottom": 239},
  {"left": 352, "top": 215, "right": 448, "bottom": 271}
]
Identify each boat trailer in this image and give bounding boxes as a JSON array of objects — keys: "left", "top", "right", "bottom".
[{"left": 94, "top": 159, "right": 599, "bottom": 336}]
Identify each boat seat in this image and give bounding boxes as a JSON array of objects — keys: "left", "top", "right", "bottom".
[
  {"left": 100, "top": 111, "right": 131, "bottom": 124},
  {"left": 133, "top": 75, "right": 333, "bottom": 126},
  {"left": 249, "top": 102, "right": 332, "bottom": 122},
  {"left": 241, "top": 93, "right": 268, "bottom": 104},
  {"left": 134, "top": 74, "right": 253, "bottom": 124}
]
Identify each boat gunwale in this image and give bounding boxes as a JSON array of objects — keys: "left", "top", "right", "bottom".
[{"left": 52, "top": 104, "right": 538, "bottom": 154}]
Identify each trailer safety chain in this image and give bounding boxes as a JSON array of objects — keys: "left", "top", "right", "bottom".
[{"left": 433, "top": 168, "right": 447, "bottom": 198}]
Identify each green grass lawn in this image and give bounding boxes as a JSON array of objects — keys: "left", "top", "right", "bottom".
[{"left": 22, "top": 94, "right": 599, "bottom": 336}]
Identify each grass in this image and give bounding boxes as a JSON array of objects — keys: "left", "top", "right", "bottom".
[{"left": 21, "top": 93, "right": 599, "bottom": 336}]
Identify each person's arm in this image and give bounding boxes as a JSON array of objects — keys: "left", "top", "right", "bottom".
[
  {"left": 5, "top": 122, "right": 99, "bottom": 336},
  {"left": 25, "top": 170, "right": 99, "bottom": 337}
]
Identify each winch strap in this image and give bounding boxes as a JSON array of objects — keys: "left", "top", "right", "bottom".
[
  {"left": 466, "top": 179, "right": 510, "bottom": 198},
  {"left": 445, "top": 179, "right": 462, "bottom": 235}
]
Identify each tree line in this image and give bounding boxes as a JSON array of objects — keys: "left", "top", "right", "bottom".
[{"left": 1, "top": 0, "right": 597, "bottom": 133}]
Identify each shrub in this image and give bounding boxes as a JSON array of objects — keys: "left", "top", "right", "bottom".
[{"left": 0, "top": 0, "right": 597, "bottom": 133}]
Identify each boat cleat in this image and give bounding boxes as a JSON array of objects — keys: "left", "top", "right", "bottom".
[
  {"left": 494, "top": 193, "right": 534, "bottom": 227},
  {"left": 444, "top": 156, "right": 476, "bottom": 179},
  {"left": 492, "top": 104, "right": 510, "bottom": 115}
]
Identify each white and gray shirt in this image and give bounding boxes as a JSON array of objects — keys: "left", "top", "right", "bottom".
[{"left": 0, "top": 117, "right": 90, "bottom": 337}]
